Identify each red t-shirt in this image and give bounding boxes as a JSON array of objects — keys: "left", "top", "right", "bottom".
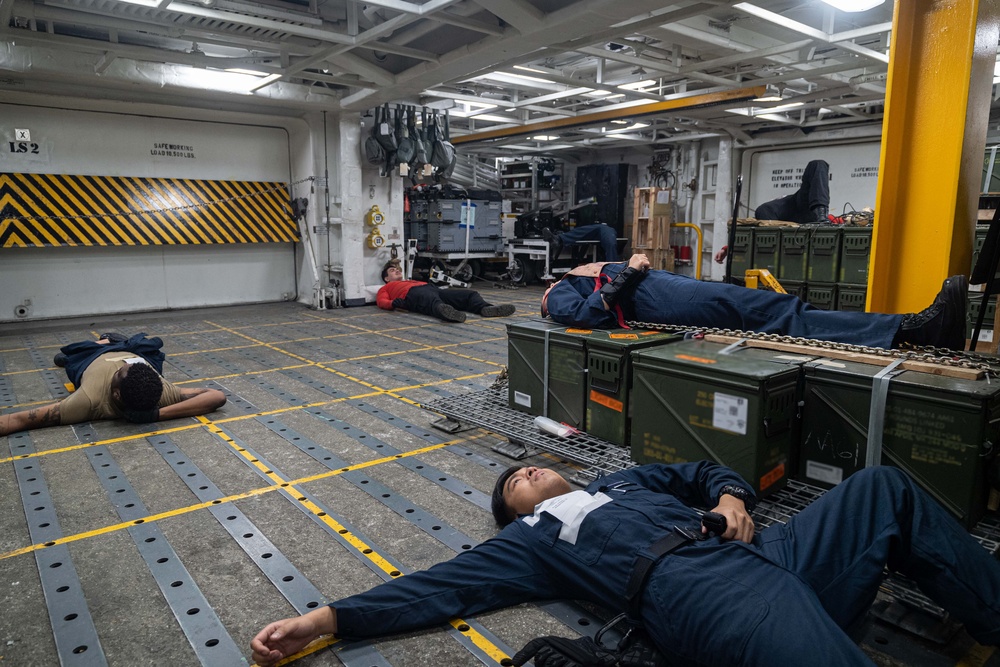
[{"left": 376, "top": 280, "right": 427, "bottom": 310}]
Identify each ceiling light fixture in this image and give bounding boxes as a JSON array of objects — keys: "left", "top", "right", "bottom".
[
  {"left": 753, "top": 83, "right": 783, "bottom": 102},
  {"left": 819, "top": 0, "right": 886, "bottom": 11}
]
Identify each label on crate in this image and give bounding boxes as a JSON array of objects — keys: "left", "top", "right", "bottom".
[
  {"left": 609, "top": 333, "right": 639, "bottom": 340},
  {"left": 513, "top": 391, "right": 532, "bottom": 408},
  {"left": 566, "top": 328, "right": 592, "bottom": 334},
  {"left": 805, "top": 460, "right": 844, "bottom": 486},
  {"left": 712, "top": 392, "right": 747, "bottom": 434}
]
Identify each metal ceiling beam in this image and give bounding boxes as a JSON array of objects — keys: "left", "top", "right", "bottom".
[
  {"left": 450, "top": 86, "right": 764, "bottom": 144},
  {"left": 473, "top": 0, "right": 544, "bottom": 32}
]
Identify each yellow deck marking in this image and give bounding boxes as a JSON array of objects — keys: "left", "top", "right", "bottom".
[{"left": 0, "top": 437, "right": 476, "bottom": 561}]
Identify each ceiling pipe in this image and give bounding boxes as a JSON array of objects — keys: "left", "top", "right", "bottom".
[{"left": 451, "top": 86, "right": 765, "bottom": 144}]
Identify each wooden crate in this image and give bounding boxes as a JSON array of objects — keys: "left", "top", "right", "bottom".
[{"left": 649, "top": 247, "right": 675, "bottom": 272}]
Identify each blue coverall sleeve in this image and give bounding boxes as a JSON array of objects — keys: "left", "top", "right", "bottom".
[
  {"left": 611, "top": 462, "right": 756, "bottom": 510},
  {"left": 545, "top": 277, "right": 617, "bottom": 329},
  {"left": 333, "top": 527, "right": 553, "bottom": 639}
]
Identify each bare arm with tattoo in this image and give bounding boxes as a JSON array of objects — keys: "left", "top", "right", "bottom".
[
  {"left": 0, "top": 402, "right": 63, "bottom": 437},
  {"left": 157, "top": 387, "right": 227, "bottom": 421}
]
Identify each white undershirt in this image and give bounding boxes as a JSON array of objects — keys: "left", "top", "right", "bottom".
[{"left": 521, "top": 490, "right": 613, "bottom": 545}]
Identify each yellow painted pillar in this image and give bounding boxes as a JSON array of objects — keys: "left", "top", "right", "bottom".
[{"left": 868, "top": 0, "right": 1000, "bottom": 314}]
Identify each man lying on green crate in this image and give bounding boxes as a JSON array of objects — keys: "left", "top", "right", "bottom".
[
  {"left": 540, "top": 253, "right": 967, "bottom": 351},
  {"left": 251, "top": 461, "right": 1000, "bottom": 666}
]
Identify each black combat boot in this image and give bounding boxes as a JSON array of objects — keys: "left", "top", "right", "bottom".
[
  {"left": 434, "top": 303, "right": 466, "bottom": 323},
  {"left": 895, "top": 275, "right": 968, "bottom": 350},
  {"left": 810, "top": 205, "right": 829, "bottom": 223}
]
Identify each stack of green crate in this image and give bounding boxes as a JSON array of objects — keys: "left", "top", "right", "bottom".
[
  {"left": 506, "top": 322, "right": 684, "bottom": 445},
  {"left": 797, "top": 359, "right": 1000, "bottom": 528},
  {"left": 507, "top": 321, "right": 590, "bottom": 428},
  {"left": 967, "top": 292, "right": 997, "bottom": 343},
  {"left": 778, "top": 227, "right": 810, "bottom": 299},
  {"left": 751, "top": 228, "right": 781, "bottom": 277},
  {"left": 586, "top": 329, "right": 686, "bottom": 446},
  {"left": 971, "top": 225, "right": 990, "bottom": 275},
  {"left": 729, "top": 227, "right": 754, "bottom": 281},
  {"left": 807, "top": 225, "right": 842, "bottom": 309},
  {"left": 630, "top": 339, "right": 816, "bottom": 497},
  {"left": 837, "top": 226, "right": 872, "bottom": 310}
]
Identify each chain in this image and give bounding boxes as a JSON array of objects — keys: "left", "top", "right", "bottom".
[
  {"left": 3, "top": 176, "right": 315, "bottom": 224},
  {"left": 627, "top": 321, "right": 1000, "bottom": 377}
]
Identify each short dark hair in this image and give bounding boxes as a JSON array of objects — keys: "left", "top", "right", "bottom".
[
  {"left": 381, "top": 261, "right": 399, "bottom": 282},
  {"left": 118, "top": 363, "right": 163, "bottom": 411},
  {"left": 491, "top": 465, "right": 523, "bottom": 527}
]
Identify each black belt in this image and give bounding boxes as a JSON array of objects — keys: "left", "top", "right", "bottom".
[{"left": 624, "top": 525, "right": 703, "bottom": 623}]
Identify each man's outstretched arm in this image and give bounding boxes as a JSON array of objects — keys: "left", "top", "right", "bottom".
[
  {"left": 251, "top": 606, "right": 337, "bottom": 666},
  {"left": 0, "top": 402, "right": 63, "bottom": 436},
  {"left": 157, "top": 387, "right": 227, "bottom": 421}
]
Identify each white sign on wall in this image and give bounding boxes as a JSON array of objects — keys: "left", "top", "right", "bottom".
[{"left": 748, "top": 143, "right": 882, "bottom": 217}]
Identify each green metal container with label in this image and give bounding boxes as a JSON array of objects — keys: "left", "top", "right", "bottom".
[
  {"left": 752, "top": 228, "right": 781, "bottom": 276},
  {"left": 967, "top": 293, "right": 996, "bottom": 341},
  {"left": 807, "top": 225, "right": 842, "bottom": 283},
  {"left": 585, "top": 329, "right": 685, "bottom": 447},
  {"left": 630, "top": 340, "right": 811, "bottom": 497},
  {"left": 506, "top": 321, "right": 589, "bottom": 428},
  {"left": 798, "top": 359, "right": 1000, "bottom": 528},
  {"left": 778, "top": 227, "right": 811, "bottom": 281},
  {"left": 839, "top": 226, "right": 873, "bottom": 285}
]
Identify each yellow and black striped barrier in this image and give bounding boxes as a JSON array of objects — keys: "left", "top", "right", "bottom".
[{"left": 0, "top": 172, "right": 298, "bottom": 247}]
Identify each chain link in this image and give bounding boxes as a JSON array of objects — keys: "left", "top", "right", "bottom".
[
  {"left": 3, "top": 176, "right": 315, "bottom": 224},
  {"left": 627, "top": 321, "right": 1000, "bottom": 377}
]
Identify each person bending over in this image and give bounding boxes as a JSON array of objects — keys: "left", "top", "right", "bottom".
[
  {"left": 251, "top": 460, "right": 1000, "bottom": 666},
  {"left": 541, "top": 254, "right": 968, "bottom": 351},
  {"left": 755, "top": 159, "right": 831, "bottom": 223},
  {"left": 0, "top": 332, "right": 226, "bottom": 436},
  {"left": 377, "top": 261, "right": 515, "bottom": 323}
]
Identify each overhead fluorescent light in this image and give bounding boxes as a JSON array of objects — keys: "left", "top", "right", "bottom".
[
  {"left": 819, "top": 0, "right": 886, "bottom": 11},
  {"left": 531, "top": 135, "right": 559, "bottom": 141},
  {"left": 513, "top": 65, "right": 549, "bottom": 75},
  {"left": 753, "top": 83, "right": 783, "bottom": 102},
  {"left": 618, "top": 79, "right": 657, "bottom": 91},
  {"left": 605, "top": 122, "right": 649, "bottom": 133},
  {"left": 225, "top": 68, "right": 267, "bottom": 77}
]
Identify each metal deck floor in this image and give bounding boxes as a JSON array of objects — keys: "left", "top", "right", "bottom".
[{"left": 0, "top": 289, "right": 996, "bottom": 667}]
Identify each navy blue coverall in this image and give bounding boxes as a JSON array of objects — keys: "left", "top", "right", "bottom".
[
  {"left": 331, "top": 462, "right": 1000, "bottom": 666},
  {"left": 544, "top": 263, "right": 902, "bottom": 348}
]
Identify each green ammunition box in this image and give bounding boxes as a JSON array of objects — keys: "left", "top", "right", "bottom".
[
  {"left": 806, "top": 282, "right": 838, "bottom": 310},
  {"left": 836, "top": 284, "right": 867, "bottom": 312},
  {"left": 630, "top": 340, "right": 811, "bottom": 497},
  {"left": 752, "top": 228, "right": 781, "bottom": 276},
  {"left": 730, "top": 228, "right": 754, "bottom": 280},
  {"left": 779, "top": 279, "right": 807, "bottom": 301},
  {"left": 586, "top": 329, "right": 685, "bottom": 446},
  {"left": 506, "top": 321, "right": 589, "bottom": 428},
  {"left": 839, "top": 226, "right": 873, "bottom": 285},
  {"left": 807, "top": 226, "right": 842, "bottom": 283},
  {"left": 967, "top": 292, "right": 996, "bottom": 341},
  {"left": 798, "top": 359, "right": 1000, "bottom": 528},
  {"left": 778, "top": 227, "right": 811, "bottom": 281},
  {"left": 971, "top": 225, "right": 989, "bottom": 275}
]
